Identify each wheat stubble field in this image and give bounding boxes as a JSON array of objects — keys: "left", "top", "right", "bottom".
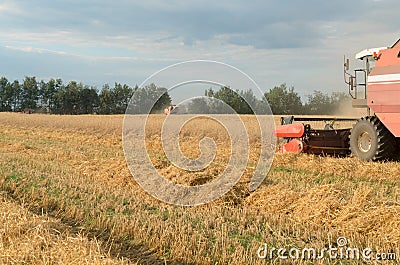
[{"left": 0, "top": 113, "right": 399, "bottom": 264}]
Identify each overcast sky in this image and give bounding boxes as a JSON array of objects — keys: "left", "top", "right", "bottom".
[{"left": 1, "top": 0, "right": 399, "bottom": 102}]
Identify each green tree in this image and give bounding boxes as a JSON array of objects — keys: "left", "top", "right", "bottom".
[
  {"left": 205, "top": 88, "right": 215, "bottom": 97},
  {"left": 238, "top": 89, "right": 256, "bottom": 114},
  {"left": 10, "top": 80, "right": 22, "bottom": 111},
  {"left": 187, "top": 97, "right": 210, "bottom": 114},
  {"left": 212, "top": 86, "right": 251, "bottom": 114},
  {"left": 52, "top": 79, "right": 66, "bottom": 114},
  {"left": 330, "top": 92, "right": 351, "bottom": 106},
  {"left": 21, "top": 76, "right": 39, "bottom": 110},
  {"left": 113, "top": 83, "right": 133, "bottom": 114},
  {"left": 304, "top": 90, "right": 332, "bottom": 115},
  {"left": 0, "top": 77, "right": 10, "bottom": 111},
  {"left": 213, "top": 86, "right": 238, "bottom": 112},
  {"left": 303, "top": 91, "right": 351, "bottom": 115},
  {"left": 127, "top": 83, "right": 171, "bottom": 114},
  {"left": 264, "top": 84, "right": 303, "bottom": 115},
  {"left": 39, "top": 79, "right": 57, "bottom": 113},
  {"left": 203, "top": 87, "right": 263, "bottom": 114},
  {"left": 63, "top": 81, "right": 81, "bottom": 114},
  {"left": 79, "top": 85, "right": 99, "bottom": 114},
  {"left": 99, "top": 84, "right": 114, "bottom": 114}
]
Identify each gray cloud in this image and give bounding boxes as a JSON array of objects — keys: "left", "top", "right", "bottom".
[
  {"left": 4, "top": 0, "right": 396, "bottom": 50},
  {"left": 1, "top": 0, "right": 400, "bottom": 97}
]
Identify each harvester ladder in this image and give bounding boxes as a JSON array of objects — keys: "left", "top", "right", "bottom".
[{"left": 351, "top": 69, "right": 367, "bottom": 100}]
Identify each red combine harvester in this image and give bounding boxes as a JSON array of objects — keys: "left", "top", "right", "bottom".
[{"left": 275, "top": 39, "right": 400, "bottom": 161}]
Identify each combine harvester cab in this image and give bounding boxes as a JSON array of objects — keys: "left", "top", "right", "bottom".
[{"left": 275, "top": 39, "right": 400, "bottom": 161}]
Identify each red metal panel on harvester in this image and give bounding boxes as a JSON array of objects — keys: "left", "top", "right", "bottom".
[
  {"left": 281, "top": 139, "right": 304, "bottom": 154},
  {"left": 368, "top": 39, "right": 400, "bottom": 137},
  {"left": 274, "top": 123, "right": 305, "bottom": 138}
]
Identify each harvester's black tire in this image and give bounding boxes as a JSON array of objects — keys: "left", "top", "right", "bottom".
[{"left": 349, "top": 116, "right": 396, "bottom": 161}]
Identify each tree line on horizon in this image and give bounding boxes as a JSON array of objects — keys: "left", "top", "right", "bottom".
[
  {"left": 0, "top": 76, "right": 350, "bottom": 115},
  {"left": 184, "top": 84, "right": 350, "bottom": 115},
  {"left": 0, "top": 76, "right": 171, "bottom": 114},
  {"left": 264, "top": 84, "right": 351, "bottom": 115}
]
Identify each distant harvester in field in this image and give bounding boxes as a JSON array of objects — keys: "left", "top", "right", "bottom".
[
  {"left": 20, "top": 108, "right": 32, "bottom": 114},
  {"left": 164, "top": 105, "right": 175, "bottom": 115}
]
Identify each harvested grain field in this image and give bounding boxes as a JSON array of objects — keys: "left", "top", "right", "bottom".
[{"left": 0, "top": 112, "right": 399, "bottom": 264}]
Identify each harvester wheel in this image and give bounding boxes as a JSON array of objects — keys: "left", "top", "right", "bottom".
[{"left": 349, "top": 116, "right": 396, "bottom": 161}]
